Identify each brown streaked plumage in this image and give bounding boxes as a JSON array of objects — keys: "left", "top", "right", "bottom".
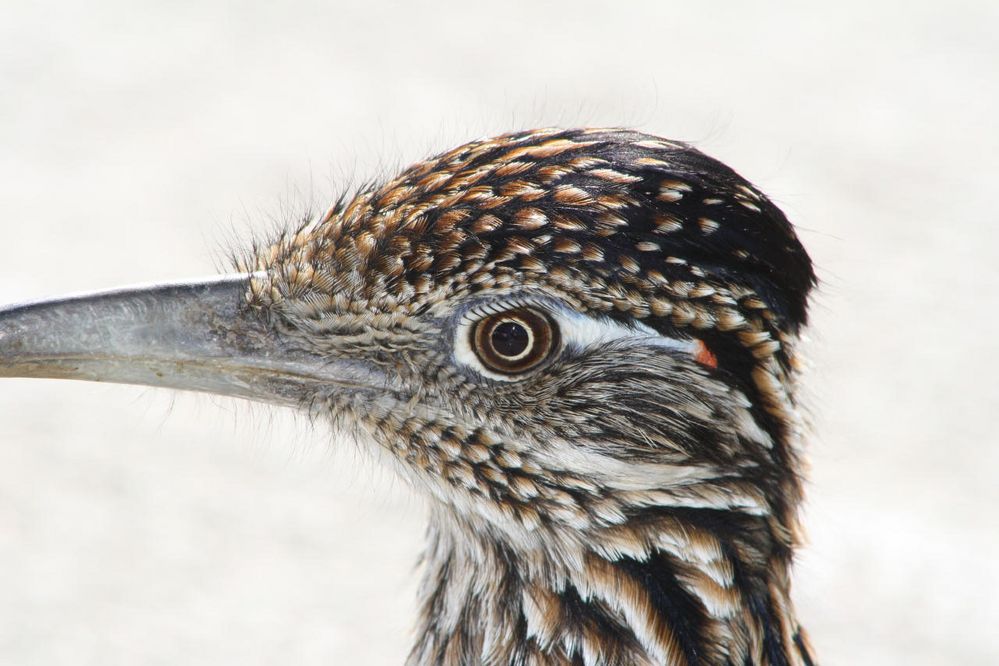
[{"left": 0, "top": 128, "right": 817, "bottom": 665}]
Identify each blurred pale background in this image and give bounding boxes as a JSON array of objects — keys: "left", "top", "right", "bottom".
[{"left": 1, "top": 2, "right": 997, "bottom": 664}]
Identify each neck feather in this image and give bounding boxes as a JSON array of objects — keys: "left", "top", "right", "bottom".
[{"left": 408, "top": 506, "right": 815, "bottom": 666}]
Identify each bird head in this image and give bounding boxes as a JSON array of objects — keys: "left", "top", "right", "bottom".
[
  {"left": 0, "top": 128, "right": 816, "bottom": 664},
  {"left": 238, "top": 128, "right": 813, "bottom": 546}
]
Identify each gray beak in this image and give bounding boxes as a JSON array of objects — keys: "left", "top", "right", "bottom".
[{"left": 0, "top": 274, "right": 374, "bottom": 408}]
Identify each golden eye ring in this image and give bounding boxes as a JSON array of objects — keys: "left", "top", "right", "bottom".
[{"left": 471, "top": 308, "right": 558, "bottom": 375}]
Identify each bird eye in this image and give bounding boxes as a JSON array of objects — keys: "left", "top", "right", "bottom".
[{"left": 471, "top": 308, "right": 558, "bottom": 375}]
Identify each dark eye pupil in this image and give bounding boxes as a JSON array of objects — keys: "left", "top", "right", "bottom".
[{"left": 491, "top": 321, "right": 529, "bottom": 357}]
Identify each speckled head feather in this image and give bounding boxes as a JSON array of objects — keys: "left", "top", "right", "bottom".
[
  {"left": 248, "top": 128, "right": 812, "bottom": 326},
  {"left": 232, "top": 128, "right": 817, "bottom": 665},
  {"left": 247, "top": 129, "right": 812, "bottom": 435}
]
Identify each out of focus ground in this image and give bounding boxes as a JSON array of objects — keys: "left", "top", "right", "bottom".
[{"left": 1, "top": 2, "right": 997, "bottom": 664}]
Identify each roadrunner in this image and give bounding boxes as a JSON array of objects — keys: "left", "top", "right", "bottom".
[{"left": 0, "top": 128, "right": 816, "bottom": 665}]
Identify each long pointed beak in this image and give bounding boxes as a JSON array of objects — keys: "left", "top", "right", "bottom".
[{"left": 0, "top": 274, "right": 376, "bottom": 408}]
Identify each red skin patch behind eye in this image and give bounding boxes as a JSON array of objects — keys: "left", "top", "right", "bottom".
[{"left": 694, "top": 340, "right": 718, "bottom": 369}]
